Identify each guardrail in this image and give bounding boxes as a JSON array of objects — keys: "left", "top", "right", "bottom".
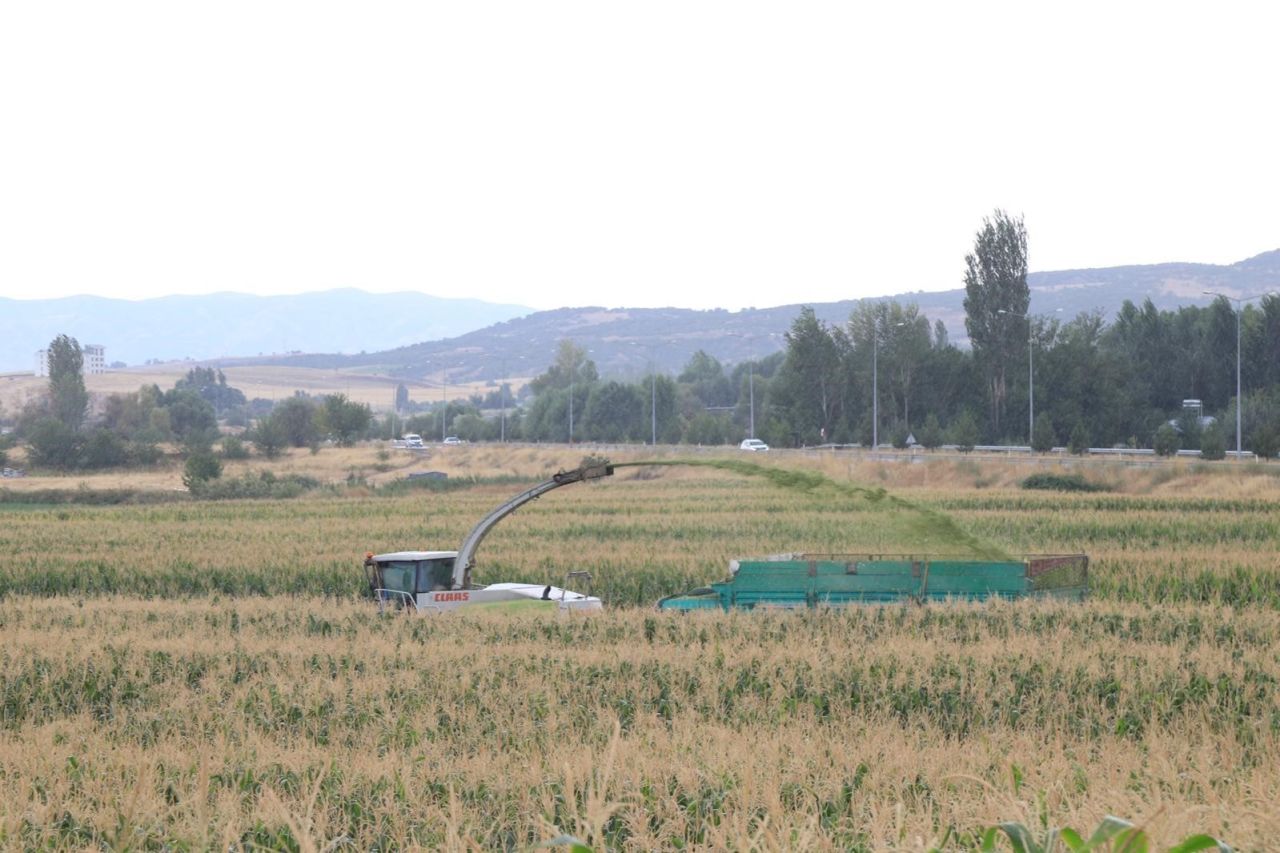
[{"left": 453, "top": 440, "right": 1263, "bottom": 462}]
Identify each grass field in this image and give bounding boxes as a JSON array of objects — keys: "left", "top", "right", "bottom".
[
  {"left": 0, "top": 363, "right": 515, "bottom": 416},
  {"left": 1, "top": 447, "right": 1277, "bottom": 848}
]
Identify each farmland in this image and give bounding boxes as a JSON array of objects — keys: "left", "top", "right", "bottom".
[
  {"left": 1, "top": 447, "right": 1279, "bottom": 848},
  {"left": 0, "top": 363, "right": 508, "bottom": 417}
]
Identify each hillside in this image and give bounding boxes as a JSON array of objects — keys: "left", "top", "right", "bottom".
[
  {"left": 226, "top": 250, "right": 1280, "bottom": 382},
  {"left": 6, "top": 250, "right": 1276, "bottom": 382},
  {"left": 0, "top": 289, "right": 531, "bottom": 373}
]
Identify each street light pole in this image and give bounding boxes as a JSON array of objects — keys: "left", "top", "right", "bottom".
[
  {"left": 872, "top": 321, "right": 905, "bottom": 450},
  {"left": 998, "top": 308, "right": 1055, "bottom": 447},
  {"left": 568, "top": 362, "right": 574, "bottom": 444},
  {"left": 1203, "top": 290, "right": 1275, "bottom": 457},
  {"left": 872, "top": 332, "right": 878, "bottom": 450},
  {"left": 441, "top": 367, "right": 447, "bottom": 443},
  {"left": 650, "top": 366, "right": 657, "bottom": 446},
  {"left": 1028, "top": 318, "right": 1034, "bottom": 445}
]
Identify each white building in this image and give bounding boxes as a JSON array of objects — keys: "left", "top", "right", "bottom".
[
  {"left": 35, "top": 344, "right": 106, "bottom": 377},
  {"left": 83, "top": 344, "right": 106, "bottom": 374}
]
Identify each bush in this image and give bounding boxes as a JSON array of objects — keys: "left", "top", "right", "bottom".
[
  {"left": 220, "top": 435, "right": 251, "bottom": 460},
  {"left": 182, "top": 452, "right": 223, "bottom": 490},
  {"left": 80, "top": 428, "right": 129, "bottom": 469},
  {"left": 188, "top": 471, "right": 321, "bottom": 500},
  {"left": 1068, "top": 421, "right": 1090, "bottom": 455},
  {"left": 1199, "top": 422, "right": 1227, "bottom": 460},
  {"left": 128, "top": 440, "right": 162, "bottom": 466},
  {"left": 916, "top": 414, "right": 944, "bottom": 450},
  {"left": 1021, "top": 472, "right": 1107, "bottom": 492},
  {"left": 26, "top": 418, "right": 82, "bottom": 469},
  {"left": 251, "top": 416, "right": 287, "bottom": 459},
  {"left": 947, "top": 411, "right": 979, "bottom": 452},
  {"left": 1031, "top": 412, "right": 1056, "bottom": 453},
  {"left": 0, "top": 487, "right": 179, "bottom": 505},
  {"left": 1252, "top": 421, "right": 1279, "bottom": 459},
  {"left": 1176, "top": 412, "right": 1203, "bottom": 450},
  {"left": 1154, "top": 423, "right": 1180, "bottom": 457}
]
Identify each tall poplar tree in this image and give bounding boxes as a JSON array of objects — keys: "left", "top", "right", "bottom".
[
  {"left": 963, "top": 210, "right": 1029, "bottom": 436},
  {"left": 47, "top": 334, "right": 88, "bottom": 430}
]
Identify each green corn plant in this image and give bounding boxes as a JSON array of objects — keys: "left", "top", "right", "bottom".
[{"left": 979, "top": 816, "right": 1232, "bottom": 853}]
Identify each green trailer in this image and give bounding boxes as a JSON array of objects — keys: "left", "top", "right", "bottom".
[{"left": 657, "top": 553, "right": 1088, "bottom": 611}]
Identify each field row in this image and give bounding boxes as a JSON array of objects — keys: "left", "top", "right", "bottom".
[
  {"left": 1, "top": 598, "right": 1276, "bottom": 849},
  {"left": 3, "top": 462, "right": 1280, "bottom": 607}
]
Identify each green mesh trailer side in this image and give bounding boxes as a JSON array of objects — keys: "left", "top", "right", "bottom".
[
  {"left": 655, "top": 555, "right": 1088, "bottom": 610},
  {"left": 712, "top": 565, "right": 809, "bottom": 609},
  {"left": 920, "top": 560, "right": 1027, "bottom": 600},
  {"left": 655, "top": 593, "right": 724, "bottom": 611}
]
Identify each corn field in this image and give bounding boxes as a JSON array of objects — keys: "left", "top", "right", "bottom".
[{"left": 1, "top": 449, "right": 1277, "bottom": 848}]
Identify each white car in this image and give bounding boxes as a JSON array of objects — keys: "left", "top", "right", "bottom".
[
  {"left": 442, "top": 436, "right": 465, "bottom": 446},
  {"left": 401, "top": 433, "right": 424, "bottom": 448},
  {"left": 739, "top": 438, "right": 769, "bottom": 452}
]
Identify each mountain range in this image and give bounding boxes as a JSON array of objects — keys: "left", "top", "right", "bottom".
[
  {"left": 221, "top": 250, "right": 1280, "bottom": 382},
  {"left": 0, "top": 290, "right": 530, "bottom": 374},
  {"left": 3, "top": 250, "right": 1277, "bottom": 379}
]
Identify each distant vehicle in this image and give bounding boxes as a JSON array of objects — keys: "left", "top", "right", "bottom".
[
  {"left": 402, "top": 433, "right": 424, "bottom": 448},
  {"left": 443, "top": 436, "right": 464, "bottom": 445},
  {"left": 739, "top": 439, "right": 769, "bottom": 452}
]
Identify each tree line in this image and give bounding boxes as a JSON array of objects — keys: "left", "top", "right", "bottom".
[
  {"left": 7, "top": 345, "right": 374, "bottom": 482},
  {"left": 412, "top": 211, "right": 1279, "bottom": 456},
  {"left": 6, "top": 211, "right": 1278, "bottom": 466}
]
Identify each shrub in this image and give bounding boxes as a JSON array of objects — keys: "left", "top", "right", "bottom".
[
  {"left": 916, "top": 414, "right": 944, "bottom": 450},
  {"left": 25, "top": 418, "right": 82, "bottom": 469},
  {"left": 80, "top": 428, "right": 129, "bottom": 469},
  {"left": 1154, "top": 423, "right": 1180, "bottom": 457},
  {"left": 128, "top": 440, "right": 162, "bottom": 466},
  {"left": 220, "top": 435, "right": 251, "bottom": 460},
  {"left": 188, "top": 471, "right": 321, "bottom": 500},
  {"left": 251, "top": 416, "right": 287, "bottom": 459},
  {"left": 1021, "top": 473, "right": 1107, "bottom": 493},
  {"left": 1031, "top": 412, "right": 1056, "bottom": 453},
  {"left": 1199, "top": 422, "right": 1227, "bottom": 460},
  {"left": 948, "top": 411, "right": 980, "bottom": 453},
  {"left": 182, "top": 452, "right": 223, "bottom": 490},
  {"left": 1068, "top": 421, "right": 1090, "bottom": 455},
  {"left": 1252, "top": 422, "right": 1279, "bottom": 459}
]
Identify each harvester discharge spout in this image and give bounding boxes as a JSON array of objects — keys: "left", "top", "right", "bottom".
[{"left": 451, "top": 462, "right": 614, "bottom": 589}]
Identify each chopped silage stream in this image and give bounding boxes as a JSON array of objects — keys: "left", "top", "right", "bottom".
[{"left": 613, "top": 458, "right": 1011, "bottom": 561}]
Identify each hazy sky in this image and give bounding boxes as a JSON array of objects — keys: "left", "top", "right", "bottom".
[{"left": 2, "top": 2, "right": 1276, "bottom": 310}]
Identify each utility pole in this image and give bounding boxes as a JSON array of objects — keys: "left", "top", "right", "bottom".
[
  {"left": 1202, "top": 290, "right": 1275, "bottom": 458},
  {"left": 871, "top": 321, "right": 905, "bottom": 450},
  {"left": 872, "top": 332, "right": 878, "bottom": 450},
  {"left": 650, "top": 366, "right": 657, "bottom": 446}
]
